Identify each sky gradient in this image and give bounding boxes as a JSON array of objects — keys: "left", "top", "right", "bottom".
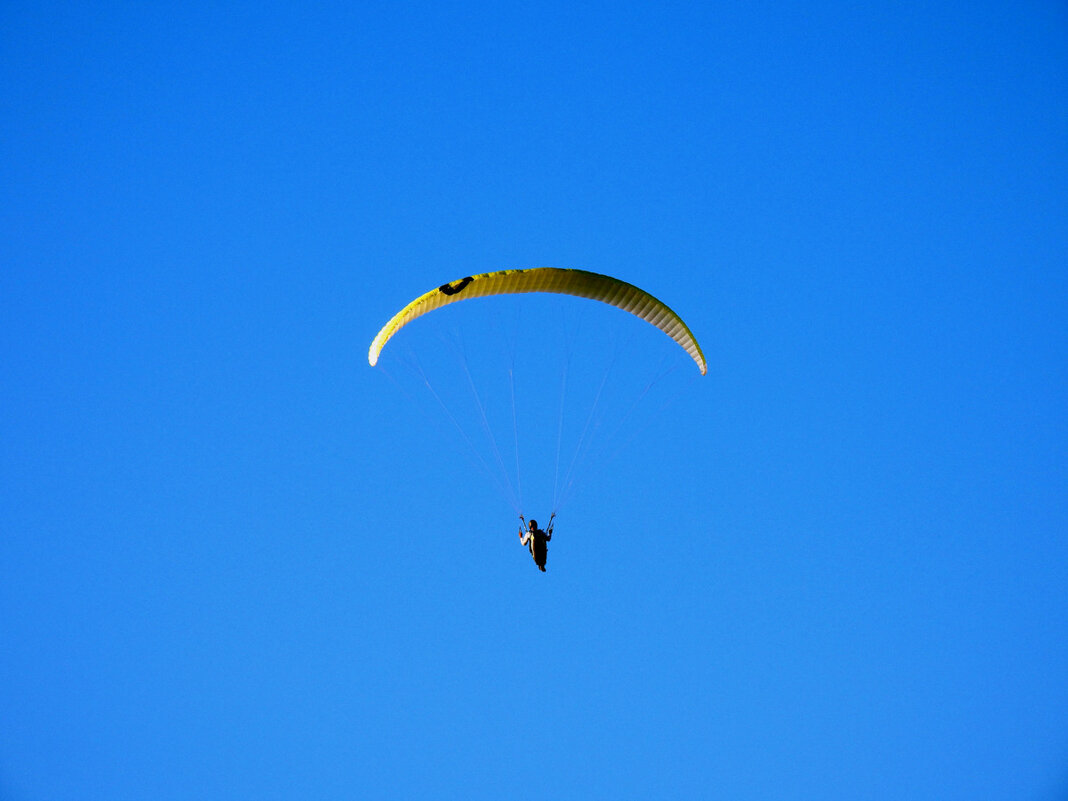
[{"left": 2, "top": 1, "right": 1067, "bottom": 798}]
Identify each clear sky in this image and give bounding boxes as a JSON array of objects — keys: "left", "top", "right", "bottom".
[{"left": 2, "top": 1, "right": 1066, "bottom": 799}]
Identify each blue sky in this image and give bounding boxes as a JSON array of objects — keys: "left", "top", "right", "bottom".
[{"left": 2, "top": 1, "right": 1067, "bottom": 798}]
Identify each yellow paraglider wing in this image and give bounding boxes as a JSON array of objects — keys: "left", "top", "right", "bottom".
[{"left": 368, "top": 267, "right": 707, "bottom": 375}]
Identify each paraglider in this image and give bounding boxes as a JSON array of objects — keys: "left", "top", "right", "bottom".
[
  {"left": 518, "top": 514, "right": 554, "bottom": 572},
  {"left": 369, "top": 268, "right": 705, "bottom": 570}
]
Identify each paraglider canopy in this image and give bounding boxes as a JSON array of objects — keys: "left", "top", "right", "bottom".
[{"left": 368, "top": 267, "right": 707, "bottom": 375}]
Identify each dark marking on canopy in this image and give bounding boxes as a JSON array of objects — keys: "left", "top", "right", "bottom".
[{"left": 439, "top": 277, "right": 474, "bottom": 295}]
